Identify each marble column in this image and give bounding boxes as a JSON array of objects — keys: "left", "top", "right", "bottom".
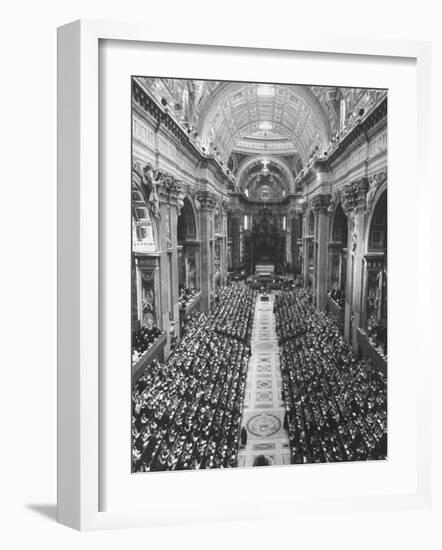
[
  {"left": 221, "top": 203, "right": 229, "bottom": 284},
  {"left": 302, "top": 213, "right": 309, "bottom": 288},
  {"left": 157, "top": 199, "right": 172, "bottom": 357},
  {"left": 196, "top": 191, "right": 216, "bottom": 312},
  {"left": 168, "top": 192, "right": 180, "bottom": 342},
  {"left": 293, "top": 213, "right": 302, "bottom": 275},
  {"left": 285, "top": 215, "right": 292, "bottom": 266},
  {"left": 312, "top": 194, "right": 331, "bottom": 310},
  {"left": 231, "top": 214, "right": 241, "bottom": 270},
  {"left": 342, "top": 179, "right": 369, "bottom": 350}
]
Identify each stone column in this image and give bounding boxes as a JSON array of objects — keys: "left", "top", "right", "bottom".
[
  {"left": 301, "top": 214, "right": 309, "bottom": 288},
  {"left": 285, "top": 214, "right": 292, "bottom": 267},
  {"left": 342, "top": 179, "right": 369, "bottom": 350},
  {"left": 168, "top": 188, "right": 181, "bottom": 342},
  {"left": 196, "top": 191, "right": 216, "bottom": 312},
  {"left": 293, "top": 213, "right": 302, "bottom": 276},
  {"left": 231, "top": 214, "right": 241, "bottom": 270},
  {"left": 312, "top": 193, "right": 331, "bottom": 310},
  {"left": 221, "top": 200, "right": 230, "bottom": 284},
  {"left": 157, "top": 199, "right": 172, "bottom": 357}
]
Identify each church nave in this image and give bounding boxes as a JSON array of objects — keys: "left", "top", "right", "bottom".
[{"left": 238, "top": 293, "right": 290, "bottom": 468}]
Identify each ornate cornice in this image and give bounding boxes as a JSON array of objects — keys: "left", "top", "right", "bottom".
[
  {"left": 328, "top": 97, "right": 387, "bottom": 163},
  {"left": 132, "top": 79, "right": 201, "bottom": 160}
]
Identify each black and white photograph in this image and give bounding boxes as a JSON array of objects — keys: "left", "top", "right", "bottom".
[{"left": 131, "top": 76, "right": 388, "bottom": 473}]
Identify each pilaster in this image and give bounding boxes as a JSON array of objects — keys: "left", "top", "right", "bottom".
[
  {"left": 196, "top": 191, "right": 216, "bottom": 312},
  {"left": 342, "top": 178, "right": 369, "bottom": 350},
  {"left": 312, "top": 193, "right": 331, "bottom": 309}
]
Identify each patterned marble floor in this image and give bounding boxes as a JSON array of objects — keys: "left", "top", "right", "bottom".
[{"left": 237, "top": 293, "right": 291, "bottom": 467}]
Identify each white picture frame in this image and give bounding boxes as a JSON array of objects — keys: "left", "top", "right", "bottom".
[{"left": 57, "top": 19, "right": 433, "bottom": 531}]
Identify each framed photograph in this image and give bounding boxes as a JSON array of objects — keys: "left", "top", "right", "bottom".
[{"left": 57, "top": 19, "right": 432, "bottom": 530}]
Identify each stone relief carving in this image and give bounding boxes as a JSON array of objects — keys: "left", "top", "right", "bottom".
[
  {"left": 195, "top": 190, "right": 217, "bottom": 210},
  {"left": 311, "top": 193, "right": 332, "bottom": 214}
]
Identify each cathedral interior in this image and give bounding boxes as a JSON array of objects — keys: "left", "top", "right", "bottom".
[{"left": 131, "top": 77, "right": 387, "bottom": 471}]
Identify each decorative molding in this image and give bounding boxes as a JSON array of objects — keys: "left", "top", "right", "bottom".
[
  {"left": 311, "top": 193, "right": 332, "bottom": 214},
  {"left": 342, "top": 177, "right": 369, "bottom": 215},
  {"left": 195, "top": 190, "right": 217, "bottom": 210},
  {"left": 364, "top": 253, "right": 386, "bottom": 270}
]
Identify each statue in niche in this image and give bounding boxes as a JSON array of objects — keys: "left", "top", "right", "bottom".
[
  {"left": 187, "top": 258, "right": 196, "bottom": 289},
  {"left": 142, "top": 163, "right": 160, "bottom": 220},
  {"left": 141, "top": 288, "right": 155, "bottom": 326}
]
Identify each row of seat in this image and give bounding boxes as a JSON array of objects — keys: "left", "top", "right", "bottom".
[
  {"left": 274, "top": 289, "right": 387, "bottom": 465},
  {"left": 132, "top": 285, "right": 255, "bottom": 472}
]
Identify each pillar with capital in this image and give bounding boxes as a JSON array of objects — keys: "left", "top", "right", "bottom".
[
  {"left": 230, "top": 213, "right": 241, "bottom": 271},
  {"left": 295, "top": 212, "right": 304, "bottom": 276},
  {"left": 342, "top": 178, "right": 369, "bottom": 349},
  {"left": 301, "top": 206, "right": 310, "bottom": 288},
  {"left": 221, "top": 199, "right": 230, "bottom": 284},
  {"left": 312, "top": 193, "right": 332, "bottom": 310},
  {"left": 285, "top": 212, "right": 292, "bottom": 268},
  {"left": 196, "top": 190, "right": 216, "bottom": 312}
]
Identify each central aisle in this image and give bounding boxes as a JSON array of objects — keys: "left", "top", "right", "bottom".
[{"left": 237, "top": 293, "right": 291, "bottom": 467}]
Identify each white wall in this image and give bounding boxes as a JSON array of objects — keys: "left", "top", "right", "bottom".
[{"left": 1, "top": 1, "right": 441, "bottom": 548}]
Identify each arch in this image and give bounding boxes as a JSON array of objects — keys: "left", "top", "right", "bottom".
[
  {"left": 236, "top": 154, "right": 296, "bottom": 194},
  {"left": 366, "top": 188, "right": 387, "bottom": 254},
  {"left": 197, "top": 82, "right": 332, "bottom": 163},
  {"left": 330, "top": 203, "right": 348, "bottom": 245},
  {"left": 178, "top": 196, "right": 199, "bottom": 243}
]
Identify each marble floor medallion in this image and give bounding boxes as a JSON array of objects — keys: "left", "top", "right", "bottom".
[{"left": 246, "top": 413, "right": 282, "bottom": 438}]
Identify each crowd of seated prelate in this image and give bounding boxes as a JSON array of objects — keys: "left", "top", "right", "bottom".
[
  {"left": 328, "top": 288, "right": 345, "bottom": 308},
  {"left": 132, "top": 323, "right": 163, "bottom": 363},
  {"left": 178, "top": 287, "right": 199, "bottom": 309},
  {"left": 132, "top": 285, "right": 256, "bottom": 472},
  {"left": 275, "top": 289, "right": 387, "bottom": 464}
]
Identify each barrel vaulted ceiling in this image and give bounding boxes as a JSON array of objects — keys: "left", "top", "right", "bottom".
[
  {"left": 195, "top": 83, "right": 334, "bottom": 164},
  {"left": 137, "top": 76, "right": 386, "bottom": 176}
]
